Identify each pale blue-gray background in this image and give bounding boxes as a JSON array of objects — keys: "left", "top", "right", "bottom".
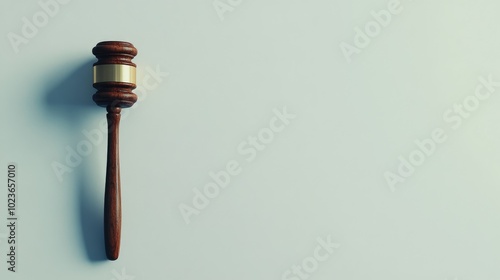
[{"left": 1, "top": 0, "right": 500, "bottom": 279}]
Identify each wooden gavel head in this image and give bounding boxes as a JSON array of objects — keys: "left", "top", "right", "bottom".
[
  {"left": 92, "top": 41, "right": 138, "bottom": 110},
  {"left": 92, "top": 41, "right": 138, "bottom": 260}
]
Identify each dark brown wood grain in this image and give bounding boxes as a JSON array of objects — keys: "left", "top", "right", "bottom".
[
  {"left": 104, "top": 106, "right": 122, "bottom": 260},
  {"left": 92, "top": 41, "right": 138, "bottom": 261},
  {"left": 92, "top": 41, "right": 137, "bottom": 67}
]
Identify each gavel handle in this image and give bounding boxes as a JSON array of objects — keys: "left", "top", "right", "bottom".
[{"left": 104, "top": 106, "right": 122, "bottom": 260}]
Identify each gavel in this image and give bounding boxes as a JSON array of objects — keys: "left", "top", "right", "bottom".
[{"left": 92, "top": 41, "right": 138, "bottom": 260}]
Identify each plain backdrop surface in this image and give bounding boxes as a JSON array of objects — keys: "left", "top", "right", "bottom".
[{"left": 2, "top": 0, "right": 500, "bottom": 279}]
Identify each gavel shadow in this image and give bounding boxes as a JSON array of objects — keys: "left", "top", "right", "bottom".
[{"left": 44, "top": 59, "right": 108, "bottom": 262}]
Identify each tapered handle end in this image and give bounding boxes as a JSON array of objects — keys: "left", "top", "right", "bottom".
[{"left": 104, "top": 179, "right": 121, "bottom": 260}]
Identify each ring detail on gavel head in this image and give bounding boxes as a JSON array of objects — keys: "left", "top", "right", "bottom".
[
  {"left": 93, "top": 64, "right": 136, "bottom": 84},
  {"left": 92, "top": 41, "right": 138, "bottom": 109}
]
